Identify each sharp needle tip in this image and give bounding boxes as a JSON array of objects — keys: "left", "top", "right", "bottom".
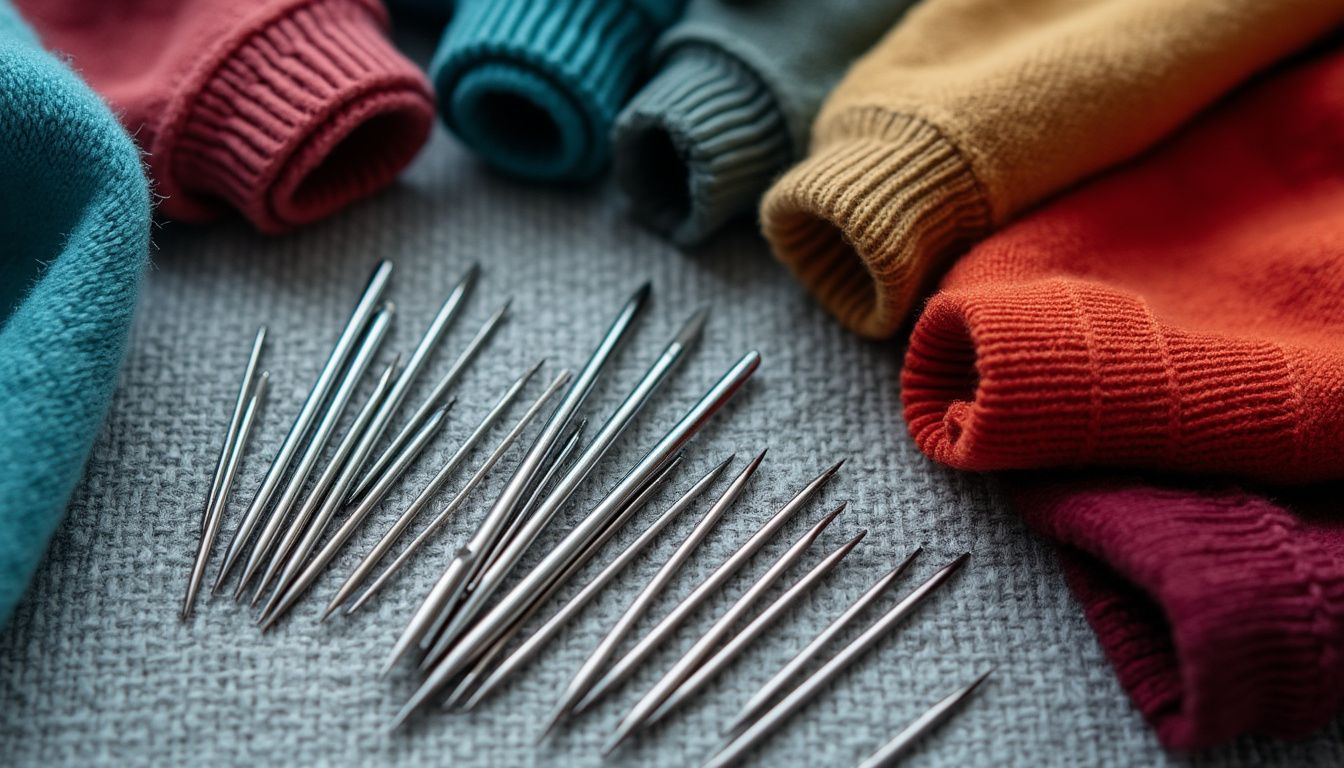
[
  {"left": 744, "top": 448, "right": 767, "bottom": 473},
  {"left": 821, "top": 501, "right": 848, "bottom": 525},
  {"left": 676, "top": 306, "right": 711, "bottom": 346},
  {"left": 539, "top": 707, "right": 569, "bottom": 742},
  {"left": 600, "top": 730, "right": 630, "bottom": 757}
]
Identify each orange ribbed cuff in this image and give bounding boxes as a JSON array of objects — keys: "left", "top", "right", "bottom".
[
  {"left": 902, "top": 279, "right": 1304, "bottom": 479},
  {"left": 760, "top": 108, "right": 992, "bottom": 339}
]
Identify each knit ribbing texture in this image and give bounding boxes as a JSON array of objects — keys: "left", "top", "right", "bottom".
[
  {"left": 430, "top": 0, "right": 684, "bottom": 181},
  {"left": 1015, "top": 479, "right": 1344, "bottom": 749},
  {"left": 17, "top": 0, "right": 435, "bottom": 234},
  {"left": 612, "top": 0, "right": 918, "bottom": 246},
  {"left": 902, "top": 47, "right": 1344, "bottom": 749},
  {"left": 903, "top": 50, "right": 1344, "bottom": 482},
  {"left": 613, "top": 46, "right": 790, "bottom": 245},
  {"left": 0, "top": 0, "right": 150, "bottom": 622},
  {"left": 761, "top": 0, "right": 1344, "bottom": 339}
]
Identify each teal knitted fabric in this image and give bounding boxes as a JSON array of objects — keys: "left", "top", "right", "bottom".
[
  {"left": 430, "top": 0, "right": 685, "bottom": 181},
  {"left": 612, "top": 0, "right": 919, "bottom": 246},
  {"left": 0, "top": 1, "right": 150, "bottom": 623}
]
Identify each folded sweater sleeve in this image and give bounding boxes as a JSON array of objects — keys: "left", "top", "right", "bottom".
[
  {"left": 761, "top": 0, "right": 1344, "bottom": 338},
  {"left": 902, "top": 47, "right": 1344, "bottom": 482},
  {"left": 15, "top": 0, "right": 435, "bottom": 234},
  {"left": 611, "top": 0, "right": 918, "bottom": 246},
  {"left": 430, "top": 0, "right": 685, "bottom": 182},
  {"left": 0, "top": 0, "right": 150, "bottom": 622},
  {"left": 1011, "top": 477, "right": 1344, "bottom": 749}
]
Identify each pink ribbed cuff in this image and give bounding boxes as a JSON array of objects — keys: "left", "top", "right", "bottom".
[
  {"left": 902, "top": 278, "right": 1306, "bottom": 480},
  {"left": 1014, "top": 479, "right": 1344, "bottom": 749},
  {"left": 164, "top": 0, "right": 433, "bottom": 233}
]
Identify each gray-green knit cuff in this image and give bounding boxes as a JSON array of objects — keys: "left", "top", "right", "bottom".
[{"left": 613, "top": 45, "right": 791, "bottom": 247}]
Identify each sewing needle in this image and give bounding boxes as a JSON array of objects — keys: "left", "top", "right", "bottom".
[
  {"left": 214, "top": 260, "right": 393, "bottom": 591},
  {"left": 702, "top": 553, "right": 971, "bottom": 768},
  {"left": 604, "top": 505, "right": 851, "bottom": 754}
]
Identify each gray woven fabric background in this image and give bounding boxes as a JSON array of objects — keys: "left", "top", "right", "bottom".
[{"left": 4, "top": 28, "right": 1344, "bottom": 766}]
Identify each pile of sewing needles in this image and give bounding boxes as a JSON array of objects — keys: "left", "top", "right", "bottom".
[{"left": 181, "top": 259, "right": 989, "bottom": 766}]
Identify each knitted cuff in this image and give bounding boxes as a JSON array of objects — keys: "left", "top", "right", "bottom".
[
  {"left": 901, "top": 278, "right": 1303, "bottom": 480},
  {"left": 760, "top": 109, "right": 992, "bottom": 339},
  {"left": 613, "top": 45, "right": 791, "bottom": 247},
  {"left": 1014, "top": 480, "right": 1344, "bottom": 749},
  {"left": 431, "top": 0, "right": 661, "bottom": 182},
  {"left": 170, "top": 0, "right": 434, "bottom": 234}
]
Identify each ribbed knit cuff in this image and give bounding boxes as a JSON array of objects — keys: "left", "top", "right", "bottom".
[
  {"left": 170, "top": 0, "right": 434, "bottom": 234},
  {"left": 613, "top": 45, "right": 792, "bottom": 246},
  {"left": 431, "top": 0, "right": 660, "bottom": 182},
  {"left": 760, "top": 109, "right": 993, "bottom": 339},
  {"left": 1013, "top": 480, "right": 1344, "bottom": 749},
  {"left": 901, "top": 278, "right": 1303, "bottom": 480}
]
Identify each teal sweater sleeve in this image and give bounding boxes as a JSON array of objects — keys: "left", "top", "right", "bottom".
[
  {"left": 612, "top": 0, "right": 919, "bottom": 246},
  {"left": 430, "top": 0, "right": 686, "bottom": 182},
  {"left": 0, "top": 0, "right": 150, "bottom": 622}
]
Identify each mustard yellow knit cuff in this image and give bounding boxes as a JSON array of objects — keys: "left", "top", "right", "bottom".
[{"left": 761, "top": 109, "right": 991, "bottom": 339}]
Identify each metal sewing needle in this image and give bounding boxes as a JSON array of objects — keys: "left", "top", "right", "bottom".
[
  {"left": 257, "top": 407, "right": 449, "bottom": 629},
  {"left": 201, "top": 326, "right": 267, "bottom": 534},
  {"left": 384, "top": 284, "right": 650, "bottom": 672},
  {"left": 604, "top": 504, "right": 852, "bottom": 754},
  {"left": 257, "top": 365, "right": 450, "bottom": 622},
  {"left": 540, "top": 451, "right": 764, "bottom": 737},
  {"left": 391, "top": 351, "right": 760, "bottom": 730},
  {"left": 416, "top": 290, "right": 663, "bottom": 656},
  {"left": 453, "top": 456, "right": 733, "bottom": 711},
  {"left": 328, "top": 367, "right": 566, "bottom": 618},
  {"left": 336, "top": 264, "right": 475, "bottom": 497},
  {"left": 642, "top": 529, "right": 867, "bottom": 730},
  {"left": 465, "top": 418, "right": 587, "bottom": 595},
  {"left": 702, "top": 553, "right": 971, "bottom": 768},
  {"left": 239, "top": 304, "right": 395, "bottom": 602},
  {"left": 251, "top": 359, "right": 399, "bottom": 602},
  {"left": 182, "top": 372, "right": 268, "bottom": 620},
  {"left": 419, "top": 352, "right": 758, "bottom": 674},
  {"left": 432, "top": 307, "right": 709, "bottom": 652},
  {"left": 215, "top": 260, "right": 393, "bottom": 591},
  {"left": 853, "top": 668, "right": 993, "bottom": 768},
  {"left": 726, "top": 549, "right": 922, "bottom": 735},
  {"left": 442, "top": 455, "right": 692, "bottom": 710},
  {"left": 349, "top": 295, "right": 506, "bottom": 504},
  {"left": 570, "top": 457, "right": 843, "bottom": 717}
]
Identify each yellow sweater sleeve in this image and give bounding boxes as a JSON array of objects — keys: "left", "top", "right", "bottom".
[{"left": 761, "top": 0, "right": 1344, "bottom": 338}]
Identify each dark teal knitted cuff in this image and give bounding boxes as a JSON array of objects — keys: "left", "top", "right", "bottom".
[
  {"left": 431, "top": 0, "right": 672, "bottom": 182},
  {"left": 613, "top": 45, "right": 791, "bottom": 246}
]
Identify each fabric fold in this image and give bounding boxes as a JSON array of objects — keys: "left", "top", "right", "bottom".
[
  {"left": 612, "top": 0, "right": 918, "bottom": 246},
  {"left": 902, "top": 47, "right": 1344, "bottom": 482},
  {"left": 1013, "top": 478, "right": 1344, "bottom": 749},
  {"left": 17, "top": 0, "right": 435, "bottom": 234},
  {"left": 901, "top": 43, "right": 1344, "bottom": 750},
  {"left": 431, "top": 0, "right": 683, "bottom": 182},
  {"left": 0, "top": 0, "right": 150, "bottom": 622},
  {"left": 760, "top": 0, "right": 1344, "bottom": 338}
]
